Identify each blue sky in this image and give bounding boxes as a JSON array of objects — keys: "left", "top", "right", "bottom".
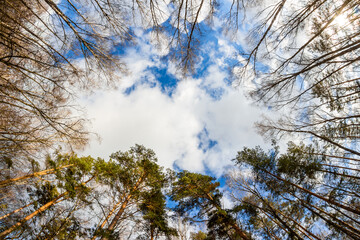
[{"left": 78, "top": 1, "right": 272, "bottom": 178}]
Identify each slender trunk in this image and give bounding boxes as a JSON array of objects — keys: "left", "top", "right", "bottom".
[
  {"left": 289, "top": 191, "right": 360, "bottom": 239},
  {"left": 244, "top": 197, "right": 304, "bottom": 240},
  {"left": 229, "top": 222, "right": 251, "bottom": 240},
  {"left": 260, "top": 209, "right": 292, "bottom": 237},
  {"left": 262, "top": 207, "right": 314, "bottom": 240},
  {"left": 90, "top": 199, "right": 123, "bottom": 240},
  {"left": 270, "top": 126, "right": 360, "bottom": 156},
  {"left": 331, "top": 205, "right": 360, "bottom": 226},
  {"left": 206, "top": 193, "right": 250, "bottom": 240},
  {"left": 43, "top": 198, "right": 82, "bottom": 240},
  {"left": 263, "top": 204, "right": 304, "bottom": 240},
  {"left": 0, "top": 192, "right": 68, "bottom": 238},
  {"left": 34, "top": 207, "right": 68, "bottom": 239},
  {"left": 310, "top": 152, "right": 360, "bottom": 162},
  {"left": 101, "top": 175, "right": 145, "bottom": 240},
  {"left": 105, "top": 193, "right": 132, "bottom": 230},
  {"left": 322, "top": 183, "right": 360, "bottom": 198},
  {"left": 150, "top": 226, "right": 154, "bottom": 240},
  {"left": 262, "top": 168, "right": 360, "bottom": 215},
  {"left": 276, "top": 188, "right": 360, "bottom": 237},
  {"left": 0, "top": 176, "right": 93, "bottom": 238},
  {"left": 257, "top": 174, "right": 319, "bottom": 239},
  {"left": 260, "top": 217, "right": 282, "bottom": 240},
  {"left": 321, "top": 163, "right": 360, "bottom": 172},
  {"left": 275, "top": 206, "right": 320, "bottom": 240},
  {"left": 319, "top": 169, "right": 360, "bottom": 180},
  {"left": 0, "top": 164, "right": 73, "bottom": 188},
  {"left": 0, "top": 201, "right": 35, "bottom": 220}
]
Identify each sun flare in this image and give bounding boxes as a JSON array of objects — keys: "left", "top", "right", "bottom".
[{"left": 332, "top": 12, "right": 350, "bottom": 27}]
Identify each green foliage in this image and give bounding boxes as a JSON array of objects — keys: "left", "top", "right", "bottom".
[
  {"left": 277, "top": 142, "right": 322, "bottom": 181},
  {"left": 171, "top": 171, "right": 221, "bottom": 217},
  {"left": 90, "top": 145, "right": 178, "bottom": 240},
  {"left": 0, "top": 152, "right": 98, "bottom": 239},
  {"left": 191, "top": 230, "right": 209, "bottom": 240},
  {"left": 170, "top": 171, "right": 251, "bottom": 239},
  {"left": 53, "top": 155, "right": 95, "bottom": 198},
  {"left": 138, "top": 189, "right": 177, "bottom": 239},
  {"left": 231, "top": 142, "right": 360, "bottom": 239},
  {"left": 34, "top": 182, "right": 59, "bottom": 206}
]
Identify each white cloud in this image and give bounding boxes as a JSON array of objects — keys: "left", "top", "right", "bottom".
[
  {"left": 80, "top": 75, "right": 266, "bottom": 176},
  {"left": 79, "top": 28, "right": 268, "bottom": 176}
]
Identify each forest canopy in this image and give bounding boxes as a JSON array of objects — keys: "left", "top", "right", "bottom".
[{"left": 1, "top": 0, "right": 359, "bottom": 239}]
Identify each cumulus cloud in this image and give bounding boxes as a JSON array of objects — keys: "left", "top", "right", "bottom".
[
  {"left": 79, "top": 28, "right": 268, "bottom": 176},
  {"left": 80, "top": 80, "right": 266, "bottom": 175}
]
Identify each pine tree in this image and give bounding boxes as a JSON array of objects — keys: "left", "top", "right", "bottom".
[
  {"left": 0, "top": 153, "right": 95, "bottom": 239},
  {"left": 171, "top": 171, "right": 251, "bottom": 240},
  {"left": 90, "top": 145, "right": 175, "bottom": 240},
  {"left": 229, "top": 142, "right": 360, "bottom": 239}
]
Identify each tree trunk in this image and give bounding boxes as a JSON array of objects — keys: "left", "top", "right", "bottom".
[
  {"left": 150, "top": 226, "right": 154, "bottom": 240},
  {"left": 0, "top": 192, "right": 68, "bottom": 238},
  {"left": 263, "top": 168, "right": 360, "bottom": 215},
  {"left": 319, "top": 169, "right": 360, "bottom": 180},
  {"left": 0, "top": 201, "right": 35, "bottom": 220},
  {"left": 229, "top": 222, "right": 251, "bottom": 240},
  {"left": 0, "top": 176, "right": 93, "bottom": 238},
  {"left": 310, "top": 152, "right": 360, "bottom": 162},
  {"left": 100, "top": 175, "right": 145, "bottom": 240},
  {"left": 262, "top": 204, "right": 304, "bottom": 240},
  {"left": 91, "top": 199, "right": 123, "bottom": 240},
  {"left": 0, "top": 164, "right": 74, "bottom": 188},
  {"left": 206, "top": 193, "right": 250, "bottom": 240},
  {"left": 293, "top": 193, "right": 360, "bottom": 239},
  {"left": 274, "top": 205, "right": 319, "bottom": 240}
]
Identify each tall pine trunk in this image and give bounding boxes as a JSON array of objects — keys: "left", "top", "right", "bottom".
[
  {"left": 0, "top": 201, "right": 35, "bottom": 220},
  {"left": 0, "top": 192, "right": 68, "bottom": 238},
  {"left": 262, "top": 167, "right": 360, "bottom": 215},
  {"left": 100, "top": 175, "right": 145, "bottom": 240},
  {"left": 0, "top": 164, "right": 74, "bottom": 188},
  {"left": 90, "top": 199, "right": 124, "bottom": 240},
  {"left": 0, "top": 176, "right": 93, "bottom": 238},
  {"left": 205, "top": 193, "right": 250, "bottom": 240}
]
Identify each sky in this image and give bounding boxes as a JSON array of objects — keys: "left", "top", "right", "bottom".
[
  {"left": 79, "top": 32, "right": 270, "bottom": 178},
  {"left": 78, "top": 1, "right": 273, "bottom": 177}
]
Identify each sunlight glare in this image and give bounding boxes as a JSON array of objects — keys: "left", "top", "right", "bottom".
[{"left": 332, "top": 12, "right": 349, "bottom": 27}]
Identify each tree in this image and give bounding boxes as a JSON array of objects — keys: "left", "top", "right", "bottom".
[
  {"left": 231, "top": 0, "right": 360, "bottom": 160},
  {"left": 137, "top": 188, "right": 177, "bottom": 240},
  {"left": 1, "top": 0, "right": 96, "bottom": 161},
  {"left": 191, "top": 231, "right": 209, "bottom": 240},
  {"left": 0, "top": 145, "right": 179, "bottom": 239},
  {"left": 89, "top": 144, "right": 175, "bottom": 240},
  {"left": 0, "top": 153, "right": 95, "bottom": 239},
  {"left": 0, "top": 0, "right": 223, "bottom": 167},
  {"left": 221, "top": 1, "right": 360, "bottom": 238},
  {"left": 170, "top": 171, "right": 251, "bottom": 240},
  {"left": 229, "top": 143, "right": 360, "bottom": 239},
  {"left": 0, "top": 152, "right": 87, "bottom": 188}
]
